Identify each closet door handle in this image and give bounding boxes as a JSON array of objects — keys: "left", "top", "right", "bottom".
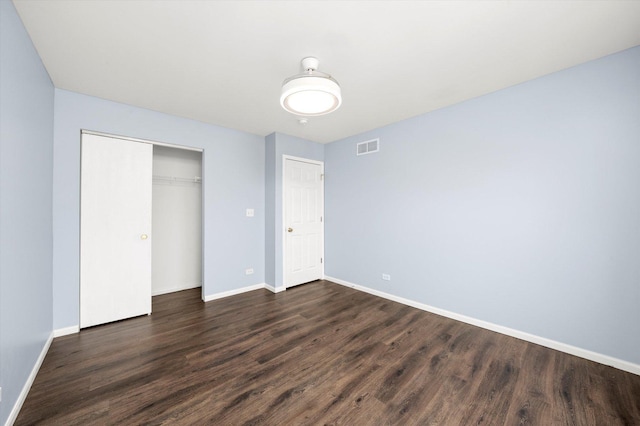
[
  {"left": 140, "top": 234, "right": 148, "bottom": 240},
  {"left": 287, "top": 228, "right": 293, "bottom": 233}
]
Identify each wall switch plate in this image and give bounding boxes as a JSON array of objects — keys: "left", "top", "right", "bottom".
[
  {"left": 382, "top": 273, "right": 391, "bottom": 281},
  {"left": 246, "top": 208, "right": 254, "bottom": 217},
  {"left": 245, "top": 268, "right": 254, "bottom": 275}
]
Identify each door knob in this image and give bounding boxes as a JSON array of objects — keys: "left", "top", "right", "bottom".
[
  {"left": 141, "top": 234, "right": 148, "bottom": 240},
  {"left": 287, "top": 227, "right": 293, "bottom": 233}
]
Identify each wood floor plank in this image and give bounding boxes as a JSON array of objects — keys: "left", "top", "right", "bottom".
[{"left": 15, "top": 280, "right": 640, "bottom": 425}]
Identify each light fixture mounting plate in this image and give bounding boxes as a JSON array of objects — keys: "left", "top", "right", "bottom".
[{"left": 301, "top": 57, "right": 320, "bottom": 71}]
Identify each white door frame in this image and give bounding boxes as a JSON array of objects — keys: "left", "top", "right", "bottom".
[
  {"left": 282, "top": 155, "right": 325, "bottom": 288},
  {"left": 79, "top": 130, "right": 206, "bottom": 325}
]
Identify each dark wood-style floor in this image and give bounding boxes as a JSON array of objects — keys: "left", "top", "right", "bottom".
[{"left": 16, "top": 281, "right": 640, "bottom": 425}]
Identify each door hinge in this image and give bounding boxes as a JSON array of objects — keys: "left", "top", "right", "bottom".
[
  {"left": 320, "top": 216, "right": 323, "bottom": 222},
  {"left": 320, "top": 173, "right": 324, "bottom": 180},
  {"left": 321, "top": 258, "right": 323, "bottom": 264}
]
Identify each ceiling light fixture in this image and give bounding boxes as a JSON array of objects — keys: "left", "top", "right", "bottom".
[{"left": 280, "top": 57, "right": 341, "bottom": 116}]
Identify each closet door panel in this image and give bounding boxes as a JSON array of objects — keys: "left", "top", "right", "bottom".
[{"left": 80, "top": 133, "right": 152, "bottom": 328}]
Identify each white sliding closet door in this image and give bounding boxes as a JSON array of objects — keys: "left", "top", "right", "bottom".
[{"left": 80, "top": 133, "right": 153, "bottom": 328}]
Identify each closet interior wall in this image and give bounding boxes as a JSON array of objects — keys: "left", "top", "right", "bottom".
[{"left": 152, "top": 146, "right": 202, "bottom": 296}]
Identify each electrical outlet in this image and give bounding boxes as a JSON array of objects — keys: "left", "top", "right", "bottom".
[
  {"left": 245, "top": 268, "right": 254, "bottom": 275},
  {"left": 382, "top": 273, "right": 391, "bottom": 281},
  {"left": 246, "top": 208, "right": 254, "bottom": 217}
]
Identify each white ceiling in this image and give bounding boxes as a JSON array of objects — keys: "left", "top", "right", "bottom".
[{"left": 13, "top": 1, "right": 640, "bottom": 143}]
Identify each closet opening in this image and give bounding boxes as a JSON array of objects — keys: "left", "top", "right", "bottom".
[{"left": 152, "top": 145, "right": 203, "bottom": 296}]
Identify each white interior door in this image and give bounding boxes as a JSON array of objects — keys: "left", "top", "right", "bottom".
[
  {"left": 284, "top": 157, "right": 324, "bottom": 288},
  {"left": 80, "top": 133, "right": 153, "bottom": 328}
]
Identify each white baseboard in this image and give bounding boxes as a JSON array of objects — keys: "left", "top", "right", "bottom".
[
  {"left": 5, "top": 332, "right": 53, "bottom": 426},
  {"left": 52, "top": 325, "right": 79, "bottom": 338},
  {"left": 264, "top": 284, "right": 285, "bottom": 294},
  {"left": 203, "top": 283, "right": 266, "bottom": 302},
  {"left": 324, "top": 275, "right": 640, "bottom": 376}
]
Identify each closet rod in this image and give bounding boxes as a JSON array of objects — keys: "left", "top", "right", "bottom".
[{"left": 153, "top": 175, "right": 202, "bottom": 184}]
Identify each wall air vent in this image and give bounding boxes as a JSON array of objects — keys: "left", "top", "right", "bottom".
[{"left": 356, "top": 138, "right": 379, "bottom": 156}]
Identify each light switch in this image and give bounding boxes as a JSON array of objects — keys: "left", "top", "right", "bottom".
[{"left": 246, "top": 208, "right": 254, "bottom": 217}]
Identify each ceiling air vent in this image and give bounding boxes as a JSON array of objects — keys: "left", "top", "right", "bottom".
[{"left": 356, "top": 138, "right": 379, "bottom": 156}]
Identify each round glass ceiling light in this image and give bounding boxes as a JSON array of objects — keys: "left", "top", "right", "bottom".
[{"left": 280, "top": 57, "right": 342, "bottom": 116}]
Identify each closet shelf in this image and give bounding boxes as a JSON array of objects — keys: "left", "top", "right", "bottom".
[{"left": 153, "top": 175, "right": 201, "bottom": 184}]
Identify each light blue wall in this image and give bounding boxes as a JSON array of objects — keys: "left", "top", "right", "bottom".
[
  {"left": 325, "top": 46, "right": 640, "bottom": 365},
  {"left": 264, "top": 132, "right": 324, "bottom": 288},
  {"left": 0, "top": 1, "right": 54, "bottom": 423},
  {"left": 53, "top": 89, "right": 265, "bottom": 329}
]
